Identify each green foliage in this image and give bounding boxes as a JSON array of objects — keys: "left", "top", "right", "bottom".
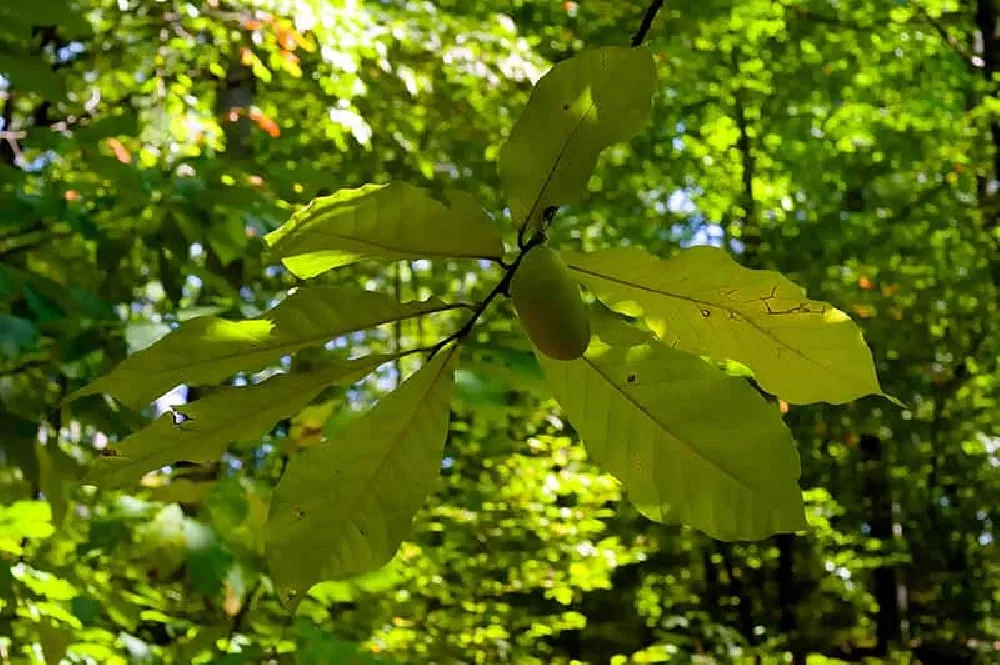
[
  {"left": 563, "top": 246, "right": 886, "bottom": 404},
  {"left": 539, "top": 308, "right": 806, "bottom": 540},
  {"left": 498, "top": 46, "right": 658, "bottom": 233},
  {"left": 265, "top": 183, "right": 505, "bottom": 279},
  {"left": 266, "top": 344, "right": 461, "bottom": 610},
  {"left": 69, "top": 8, "right": 886, "bottom": 605},
  {"left": 86, "top": 355, "right": 389, "bottom": 489},
  {"left": 2, "top": 0, "right": 997, "bottom": 661},
  {"left": 68, "top": 286, "right": 452, "bottom": 409}
]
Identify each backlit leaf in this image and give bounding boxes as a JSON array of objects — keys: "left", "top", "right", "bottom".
[
  {"left": 564, "top": 246, "right": 884, "bottom": 404},
  {"left": 266, "top": 344, "right": 461, "bottom": 610},
  {"left": 85, "top": 355, "right": 390, "bottom": 489},
  {"left": 265, "top": 183, "right": 504, "bottom": 279},
  {"left": 537, "top": 310, "right": 806, "bottom": 541},
  {"left": 498, "top": 46, "right": 656, "bottom": 233},
  {"left": 67, "top": 286, "right": 454, "bottom": 409}
]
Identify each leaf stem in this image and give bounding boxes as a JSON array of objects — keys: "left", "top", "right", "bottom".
[{"left": 427, "top": 230, "right": 546, "bottom": 358}]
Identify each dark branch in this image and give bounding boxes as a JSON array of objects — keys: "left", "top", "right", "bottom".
[
  {"left": 631, "top": 0, "right": 665, "bottom": 47},
  {"left": 914, "top": 3, "right": 979, "bottom": 73},
  {"left": 427, "top": 231, "right": 546, "bottom": 359}
]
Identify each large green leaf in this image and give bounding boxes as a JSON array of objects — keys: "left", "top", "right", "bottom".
[
  {"left": 564, "top": 246, "right": 884, "bottom": 405},
  {"left": 85, "top": 355, "right": 389, "bottom": 489},
  {"left": 265, "top": 183, "right": 504, "bottom": 279},
  {"left": 537, "top": 310, "right": 806, "bottom": 541},
  {"left": 67, "top": 286, "right": 454, "bottom": 409},
  {"left": 266, "top": 344, "right": 461, "bottom": 610},
  {"left": 498, "top": 46, "right": 657, "bottom": 233}
]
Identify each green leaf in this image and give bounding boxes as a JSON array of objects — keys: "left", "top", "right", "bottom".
[
  {"left": 85, "top": 355, "right": 389, "bottom": 489},
  {"left": 0, "top": 315, "right": 39, "bottom": 359},
  {"left": 0, "top": 55, "right": 66, "bottom": 99},
  {"left": 265, "top": 183, "right": 504, "bottom": 279},
  {"left": 563, "top": 246, "right": 884, "bottom": 405},
  {"left": 0, "top": 501, "right": 54, "bottom": 554},
  {"left": 37, "top": 442, "right": 81, "bottom": 528},
  {"left": 266, "top": 344, "right": 461, "bottom": 611},
  {"left": 536, "top": 310, "right": 806, "bottom": 541},
  {"left": 498, "top": 46, "right": 656, "bottom": 232},
  {"left": 67, "top": 286, "right": 455, "bottom": 409},
  {"left": 38, "top": 620, "right": 71, "bottom": 665}
]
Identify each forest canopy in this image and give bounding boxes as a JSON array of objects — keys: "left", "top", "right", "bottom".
[{"left": 0, "top": 0, "right": 998, "bottom": 663}]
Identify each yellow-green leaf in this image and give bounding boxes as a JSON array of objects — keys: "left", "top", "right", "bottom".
[
  {"left": 537, "top": 310, "right": 806, "bottom": 541},
  {"left": 265, "top": 183, "right": 504, "bottom": 279},
  {"left": 67, "top": 286, "right": 453, "bottom": 410},
  {"left": 0, "top": 501, "right": 54, "bottom": 554},
  {"left": 86, "top": 355, "right": 389, "bottom": 489},
  {"left": 564, "top": 246, "right": 884, "bottom": 405},
  {"left": 498, "top": 46, "right": 656, "bottom": 233},
  {"left": 266, "top": 344, "right": 461, "bottom": 611}
]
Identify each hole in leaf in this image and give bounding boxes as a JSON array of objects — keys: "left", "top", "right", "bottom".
[
  {"left": 700, "top": 309, "right": 711, "bottom": 317},
  {"left": 627, "top": 374, "right": 637, "bottom": 384}
]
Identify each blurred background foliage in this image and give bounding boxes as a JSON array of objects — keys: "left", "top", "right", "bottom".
[{"left": 1, "top": 0, "right": 998, "bottom": 663}]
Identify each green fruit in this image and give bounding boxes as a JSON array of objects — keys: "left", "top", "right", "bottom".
[{"left": 511, "top": 245, "right": 591, "bottom": 361}]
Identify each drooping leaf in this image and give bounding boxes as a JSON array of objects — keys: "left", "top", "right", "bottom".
[
  {"left": 85, "top": 355, "right": 390, "bottom": 489},
  {"left": 67, "top": 286, "right": 454, "bottom": 409},
  {"left": 266, "top": 344, "right": 461, "bottom": 610},
  {"left": 264, "top": 183, "right": 504, "bottom": 279},
  {"left": 564, "top": 245, "right": 884, "bottom": 405},
  {"left": 537, "top": 309, "right": 806, "bottom": 541},
  {"left": 498, "top": 46, "right": 656, "bottom": 233}
]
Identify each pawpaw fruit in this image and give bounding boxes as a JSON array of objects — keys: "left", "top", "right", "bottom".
[{"left": 511, "top": 245, "right": 591, "bottom": 361}]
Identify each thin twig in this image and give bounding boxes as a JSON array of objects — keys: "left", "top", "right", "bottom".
[
  {"left": 427, "top": 231, "right": 546, "bottom": 359},
  {"left": 229, "top": 578, "right": 263, "bottom": 638},
  {"left": 631, "top": 0, "right": 665, "bottom": 47},
  {"left": 914, "top": 3, "right": 979, "bottom": 73}
]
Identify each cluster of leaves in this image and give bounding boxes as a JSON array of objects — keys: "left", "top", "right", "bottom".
[
  {"left": 2, "top": 0, "right": 999, "bottom": 663},
  {"left": 72, "top": 32, "right": 889, "bottom": 617}
]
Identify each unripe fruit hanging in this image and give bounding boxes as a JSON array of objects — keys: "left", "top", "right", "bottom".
[{"left": 511, "top": 245, "right": 591, "bottom": 361}]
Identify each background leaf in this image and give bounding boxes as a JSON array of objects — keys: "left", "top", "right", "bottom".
[
  {"left": 498, "top": 46, "right": 656, "bottom": 232},
  {"left": 564, "top": 246, "right": 884, "bottom": 404},
  {"left": 266, "top": 344, "right": 461, "bottom": 610},
  {"left": 265, "top": 183, "right": 505, "bottom": 279},
  {"left": 537, "top": 310, "right": 806, "bottom": 541}
]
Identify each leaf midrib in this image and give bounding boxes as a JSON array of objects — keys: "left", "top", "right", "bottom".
[{"left": 569, "top": 264, "right": 830, "bottom": 373}]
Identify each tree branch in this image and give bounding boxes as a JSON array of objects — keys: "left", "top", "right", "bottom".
[
  {"left": 631, "top": 0, "right": 665, "bottom": 47},
  {"left": 0, "top": 88, "right": 16, "bottom": 168},
  {"left": 914, "top": 3, "right": 980, "bottom": 73},
  {"left": 730, "top": 47, "right": 759, "bottom": 265}
]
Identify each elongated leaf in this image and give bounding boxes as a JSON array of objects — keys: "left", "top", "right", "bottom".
[
  {"left": 537, "top": 311, "right": 806, "bottom": 541},
  {"left": 498, "top": 46, "right": 656, "bottom": 232},
  {"left": 266, "top": 344, "right": 461, "bottom": 610},
  {"left": 68, "top": 287, "right": 453, "bottom": 409},
  {"left": 265, "top": 183, "right": 504, "bottom": 279},
  {"left": 86, "top": 355, "right": 389, "bottom": 489},
  {"left": 564, "top": 246, "right": 884, "bottom": 405}
]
